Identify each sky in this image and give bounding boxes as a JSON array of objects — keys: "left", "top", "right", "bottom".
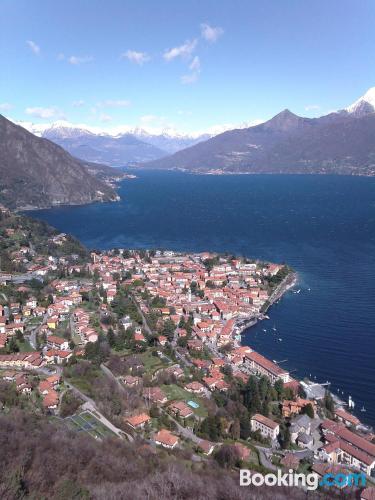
[{"left": 1, "top": 0, "right": 375, "bottom": 135}]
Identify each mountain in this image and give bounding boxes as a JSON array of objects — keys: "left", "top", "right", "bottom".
[
  {"left": 40, "top": 125, "right": 167, "bottom": 166},
  {"left": 0, "top": 114, "right": 119, "bottom": 209},
  {"left": 129, "top": 128, "right": 211, "bottom": 154},
  {"left": 143, "top": 90, "right": 375, "bottom": 176},
  {"left": 345, "top": 87, "right": 375, "bottom": 117},
  {"left": 17, "top": 121, "right": 215, "bottom": 163}
]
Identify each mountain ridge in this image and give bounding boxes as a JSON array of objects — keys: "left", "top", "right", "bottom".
[
  {"left": 142, "top": 88, "right": 375, "bottom": 176},
  {"left": 0, "top": 114, "right": 120, "bottom": 209}
]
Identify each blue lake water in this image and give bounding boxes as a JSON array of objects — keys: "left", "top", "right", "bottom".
[{"left": 29, "top": 171, "right": 375, "bottom": 426}]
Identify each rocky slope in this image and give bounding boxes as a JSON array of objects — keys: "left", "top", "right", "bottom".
[{"left": 0, "top": 115, "right": 119, "bottom": 209}]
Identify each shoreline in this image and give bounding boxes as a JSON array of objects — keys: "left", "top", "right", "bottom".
[{"left": 231, "top": 271, "right": 298, "bottom": 342}]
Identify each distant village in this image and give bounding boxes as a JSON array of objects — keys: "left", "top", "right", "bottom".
[{"left": 0, "top": 203, "right": 374, "bottom": 498}]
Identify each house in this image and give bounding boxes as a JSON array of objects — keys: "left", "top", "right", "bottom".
[
  {"left": 134, "top": 332, "right": 146, "bottom": 343},
  {"left": 319, "top": 420, "right": 375, "bottom": 476},
  {"left": 233, "top": 443, "right": 251, "bottom": 461},
  {"left": 0, "top": 333, "right": 7, "bottom": 349},
  {"left": 46, "top": 335, "right": 70, "bottom": 351},
  {"left": 297, "top": 432, "right": 314, "bottom": 449},
  {"left": 251, "top": 413, "right": 280, "bottom": 441},
  {"left": 44, "top": 349, "right": 73, "bottom": 365},
  {"left": 143, "top": 386, "right": 168, "bottom": 404},
  {"left": 168, "top": 401, "right": 194, "bottom": 419},
  {"left": 290, "top": 414, "right": 312, "bottom": 444},
  {"left": 197, "top": 439, "right": 216, "bottom": 455},
  {"left": 282, "top": 398, "right": 317, "bottom": 418},
  {"left": 42, "top": 389, "right": 59, "bottom": 411},
  {"left": 280, "top": 453, "right": 300, "bottom": 471},
  {"left": 245, "top": 351, "right": 290, "bottom": 384},
  {"left": 185, "top": 381, "right": 205, "bottom": 394},
  {"left": 47, "top": 316, "right": 59, "bottom": 330},
  {"left": 122, "top": 375, "right": 141, "bottom": 388},
  {"left": 154, "top": 429, "right": 179, "bottom": 449},
  {"left": 312, "top": 463, "right": 364, "bottom": 490},
  {"left": 125, "top": 413, "right": 151, "bottom": 430},
  {"left": 334, "top": 408, "right": 360, "bottom": 428}
]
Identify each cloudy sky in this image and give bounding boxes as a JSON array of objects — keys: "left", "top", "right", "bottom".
[{"left": 1, "top": 0, "right": 375, "bottom": 134}]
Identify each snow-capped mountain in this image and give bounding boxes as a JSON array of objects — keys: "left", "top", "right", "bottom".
[
  {"left": 345, "top": 87, "right": 375, "bottom": 117},
  {"left": 14, "top": 120, "right": 212, "bottom": 161},
  {"left": 145, "top": 87, "right": 375, "bottom": 176}
]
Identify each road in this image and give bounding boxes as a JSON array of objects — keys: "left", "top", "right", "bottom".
[
  {"left": 26, "top": 312, "right": 48, "bottom": 349},
  {"left": 100, "top": 363, "right": 128, "bottom": 396},
  {"left": 131, "top": 293, "right": 153, "bottom": 336}
]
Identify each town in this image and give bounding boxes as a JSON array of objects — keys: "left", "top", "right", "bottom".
[{"left": 0, "top": 204, "right": 374, "bottom": 498}]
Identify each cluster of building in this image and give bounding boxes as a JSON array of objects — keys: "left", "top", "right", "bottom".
[{"left": 1, "top": 223, "right": 374, "bottom": 491}]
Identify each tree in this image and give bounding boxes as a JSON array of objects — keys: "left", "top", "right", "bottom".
[
  {"left": 243, "top": 376, "right": 261, "bottom": 415},
  {"left": 231, "top": 418, "right": 240, "bottom": 440},
  {"left": 323, "top": 390, "right": 334, "bottom": 415},
  {"left": 162, "top": 319, "right": 176, "bottom": 342},
  {"left": 214, "top": 445, "right": 240, "bottom": 469},
  {"left": 274, "top": 379, "right": 284, "bottom": 400},
  {"left": 8, "top": 336, "right": 19, "bottom": 353},
  {"left": 301, "top": 403, "right": 314, "bottom": 419},
  {"left": 279, "top": 423, "right": 291, "bottom": 449},
  {"left": 107, "top": 328, "right": 116, "bottom": 348},
  {"left": 60, "top": 390, "right": 81, "bottom": 417},
  {"left": 239, "top": 412, "right": 251, "bottom": 440}
]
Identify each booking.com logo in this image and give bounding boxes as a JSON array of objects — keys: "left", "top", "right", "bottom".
[{"left": 240, "top": 469, "right": 366, "bottom": 490}]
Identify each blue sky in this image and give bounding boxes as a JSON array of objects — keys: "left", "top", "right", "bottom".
[{"left": 1, "top": 0, "right": 375, "bottom": 134}]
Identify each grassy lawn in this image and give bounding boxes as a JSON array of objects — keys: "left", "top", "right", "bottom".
[
  {"left": 138, "top": 349, "right": 169, "bottom": 375},
  {"left": 161, "top": 384, "right": 208, "bottom": 418},
  {"left": 25, "top": 316, "right": 43, "bottom": 327}
]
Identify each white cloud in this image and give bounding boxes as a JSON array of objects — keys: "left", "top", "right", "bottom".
[
  {"left": 0, "top": 102, "right": 13, "bottom": 112},
  {"left": 181, "top": 56, "right": 201, "bottom": 84},
  {"left": 181, "top": 73, "right": 199, "bottom": 84},
  {"left": 68, "top": 55, "right": 93, "bottom": 65},
  {"left": 200, "top": 23, "right": 224, "bottom": 43},
  {"left": 26, "top": 40, "right": 40, "bottom": 55},
  {"left": 304, "top": 104, "right": 320, "bottom": 111},
  {"left": 121, "top": 50, "right": 150, "bottom": 65},
  {"left": 98, "top": 100, "right": 131, "bottom": 108},
  {"left": 100, "top": 114, "right": 112, "bottom": 123},
  {"left": 189, "top": 55, "right": 200, "bottom": 72},
  {"left": 25, "top": 106, "right": 64, "bottom": 119},
  {"left": 163, "top": 39, "right": 197, "bottom": 61},
  {"left": 72, "top": 100, "right": 85, "bottom": 107}
]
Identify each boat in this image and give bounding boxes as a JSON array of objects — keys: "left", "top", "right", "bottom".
[
  {"left": 348, "top": 396, "right": 355, "bottom": 409},
  {"left": 262, "top": 329, "right": 267, "bottom": 332},
  {"left": 272, "top": 325, "right": 277, "bottom": 331},
  {"left": 361, "top": 406, "right": 366, "bottom": 412},
  {"left": 278, "top": 338, "right": 282, "bottom": 342}
]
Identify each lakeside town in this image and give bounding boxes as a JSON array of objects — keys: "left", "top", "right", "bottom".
[{"left": 0, "top": 203, "right": 374, "bottom": 498}]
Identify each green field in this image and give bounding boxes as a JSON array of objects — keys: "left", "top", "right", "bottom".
[
  {"left": 138, "top": 349, "right": 169, "bottom": 375},
  {"left": 161, "top": 384, "right": 208, "bottom": 418},
  {"left": 66, "top": 411, "right": 116, "bottom": 440}
]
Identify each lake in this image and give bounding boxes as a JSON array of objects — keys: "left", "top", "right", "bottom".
[{"left": 29, "top": 170, "right": 375, "bottom": 426}]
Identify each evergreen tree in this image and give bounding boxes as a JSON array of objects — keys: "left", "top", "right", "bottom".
[{"left": 107, "top": 327, "right": 116, "bottom": 348}]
